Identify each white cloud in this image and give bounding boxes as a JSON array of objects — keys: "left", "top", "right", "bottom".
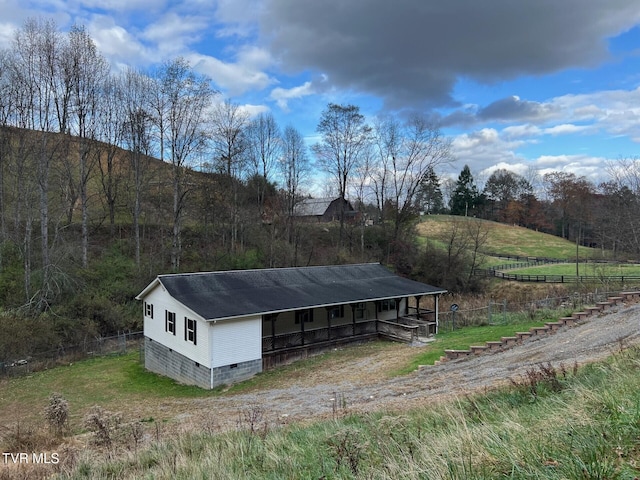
[
  {"left": 269, "top": 81, "right": 315, "bottom": 110},
  {"left": 141, "top": 12, "right": 208, "bottom": 56},
  {"left": 543, "top": 124, "right": 590, "bottom": 136},
  {"left": 239, "top": 103, "right": 270, "bottom": 118},
  {"left": 188, "top": 52, "right": 274, "bottom": 95},
  {"left": 535, "top": 154, "right": 609, "bottom": 180},
  {"left": 88, "top": 15, "right": 153, "bottom": 66}
]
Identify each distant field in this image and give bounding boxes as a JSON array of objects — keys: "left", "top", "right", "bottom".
[{"left": 417, "top": 215, "right": 597, "bottom": 259}]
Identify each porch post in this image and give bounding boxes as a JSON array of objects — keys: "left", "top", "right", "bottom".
[
  {"left": 351, "top": 304, "right": 356, "bottom": 336},
  {"left": 395, "top": 298, "right": 400, "bottom": 320},
  {"left": 271, "top": 314, "right": 277, "bottom": 351},
  {"left": 300, "top": 310, "right": 305, "bottom": 346},
  {"left": 325, "top": 307, "right": 332, "bottom": 340},
  {"left": 435, "top": 295, "right": 440, "bottom": 334},
  {"left": 415, "top": 295, "right": 422, "bottom": 319}
]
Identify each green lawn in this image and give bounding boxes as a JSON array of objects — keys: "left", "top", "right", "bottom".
[{"left": 0, "top": 352, "right": 211, "bottom": 427}]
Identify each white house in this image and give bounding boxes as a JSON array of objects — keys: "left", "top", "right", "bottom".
[{"left": 136, "top": 263, "right": 445, "bottom": 389}]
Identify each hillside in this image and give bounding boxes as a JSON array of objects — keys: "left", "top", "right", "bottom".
[{"left": 416, "top": 214, "right": 598, "bottom": 259}]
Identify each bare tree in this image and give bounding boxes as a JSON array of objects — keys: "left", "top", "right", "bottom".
[
  {"left": 246, "top": 112, "right": 281, "bottom": 214},
  {"left": 96, "top": 74, "right": 127, "bottom": 236},
  {"left": 313, "top": 103, "right": 371, "bottom": 248},
  {"left": 121, "top": 68, "right": 155, "bottom": 268},
  {"left": 209, "top": 99, "right": 249, "bottom": 253},
  {"left": 372, "top": 114, "right": 452, "bottom": 242},
  {"left": 63, "top": 25, "right": 110, "bottom": 269},
  {"left": 157, "top": 58, "right": 216, "bottom": 270},
  {"left": 279, "top": 125, "right": 310, "bottom": 263}
]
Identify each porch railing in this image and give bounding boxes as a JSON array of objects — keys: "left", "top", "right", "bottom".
[{"left": 262, "top": 320, "right": 377, "bottom": 352}]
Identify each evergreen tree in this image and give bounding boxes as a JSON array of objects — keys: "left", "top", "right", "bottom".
[
  {"left": 449, "top": 165, "right": 481, "bottom": 216},
  {"left": 416, "top": 166, "right": 444, "bottom": 214}
]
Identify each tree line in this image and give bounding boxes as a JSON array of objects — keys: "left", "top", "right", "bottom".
[
  {"left": 439, "top": 162, "right": 640, "bottom": 259},
  {"left": 0, "top": 18, "right": 638, "bottom": 317}
]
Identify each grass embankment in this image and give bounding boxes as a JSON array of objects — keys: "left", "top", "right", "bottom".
[{"left": 55, "top": 347, "right": 640, "bottom": 479}]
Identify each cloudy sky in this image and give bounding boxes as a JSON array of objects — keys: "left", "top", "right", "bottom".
[{"left": 2, "top": 0, "right": 640, "bottom": 187}]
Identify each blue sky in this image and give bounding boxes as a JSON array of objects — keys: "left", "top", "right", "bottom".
[{"left": 2, "top": 0, "right": 640, "bottom": 190}]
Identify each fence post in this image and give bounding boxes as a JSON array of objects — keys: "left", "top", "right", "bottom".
[
  {"left": 503, "top": 299, "right": 507, "bottom": 323},
  {"left": 488, "top": 301, "right": 492, "bottom": 324}
]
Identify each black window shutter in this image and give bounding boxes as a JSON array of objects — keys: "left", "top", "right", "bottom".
[
  {"left": 184, "top": 317, "right": 187, "bottom": 341},
  {"left": 193, "top": 321, "right": 197, "bottom": 345}
]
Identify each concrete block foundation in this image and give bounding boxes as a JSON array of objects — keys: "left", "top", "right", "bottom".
[{"left": 144, "top": 337, "right": 262, "bottom": 389}]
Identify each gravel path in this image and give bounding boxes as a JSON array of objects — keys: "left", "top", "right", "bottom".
[{"left": 171, "top": 301, "right": 640, "bottom": 432}]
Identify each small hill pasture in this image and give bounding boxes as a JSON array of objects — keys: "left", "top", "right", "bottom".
[{"left": 416, "top": 215, "right": 598, "bottom": 259}]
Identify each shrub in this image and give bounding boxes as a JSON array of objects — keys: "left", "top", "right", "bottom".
[{"left": 44, "top": 393, "right": 69, "bottom": 437}]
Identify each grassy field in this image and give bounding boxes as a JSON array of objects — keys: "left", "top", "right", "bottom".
[{"left": 417, "top": 215, "right": 597, "bottom": 259}]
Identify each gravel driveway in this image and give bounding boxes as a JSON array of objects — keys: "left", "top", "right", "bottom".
[{"left": 168, "top": 301, "right": 640, "bottom": 432}]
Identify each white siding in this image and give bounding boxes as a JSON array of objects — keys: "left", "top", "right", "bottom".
[
  {"left": 142, "top": 285, "right": 211, "bottom": 368},
  {"left": 377, "top": 298, "right": 407, "bottom": 321},
  {"left": 210, "top": 316, "right": 262, "bottom": 368}
]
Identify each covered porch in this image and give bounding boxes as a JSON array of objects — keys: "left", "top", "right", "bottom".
[{"left": 261, "top": 294, "right": 441, "bottom": 359}]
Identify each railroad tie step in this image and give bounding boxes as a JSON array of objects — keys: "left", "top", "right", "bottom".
[
  {"left": 444, "top": 349, "right": 472, "bottom": 360},
  {"left": 470, "top": 345, "right": 489, "bottom": 355},
  {"left": 608, "top": 296, "right": 624, "bottom": 305},
  {"left": 559, "top": 317, "right": 577, "bottom": 327},
  {"left": 621, "top": 291, "right": 640, "bottom": 301},
  {"left": 485, "top": 341, "right": 503, "bottom": 351},
  {"left": 544, "top": 322, "right": 563, "bottom": 332},
  {"left": 585, "top": 306, "right": 601, "bottom": 316},
  {"left": 516, "top": 331, "right": 533, "bottom": 341},
  {"left": 530, "top": 326, "right": 550, "bottom": 336},
  {"left": 573, "top": 311, "right": 590, "bottom": 321},
  {"left": 596, "top": 302, "right": 612, "bottom": 311},
  {"left": 501, "top": 336, "right": 519, "bottom": 346}
]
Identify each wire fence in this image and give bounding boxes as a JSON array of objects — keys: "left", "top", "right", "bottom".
[
  {"left": 437, "top": 290, "right": 616, "bottom": 332},
  {"left": 0, "top": 331, "right": 144, "bottom": 379}
]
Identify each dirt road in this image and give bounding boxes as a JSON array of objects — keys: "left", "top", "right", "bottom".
[{"left": 168, "top": 300, "right": 640, "bottom": 432}]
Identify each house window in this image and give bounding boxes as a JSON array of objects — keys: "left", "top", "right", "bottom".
[
  {"left": 144, "top": 302, "right": 154, "bottom": 318},
  {"left": 165, "top": 311, "right": 176, "bottom": 335},
  {"left": 184, "top": 317, "right": 197, "bottom": 345},
  {"left": 294, "top": 309, "right": 314, "bottom": 324},
  {"left": 355, "top": 302, "right": 366, "bottom": 319},
  {"left": 328, "top": 305, "right": 344, "bottom": 320},
  {"left": 378, "top": 299, "right": 397, "bottom": 312}
]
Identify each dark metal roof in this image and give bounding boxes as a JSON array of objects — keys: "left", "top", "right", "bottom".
[{"left": 153, "top": 263, "right": 445, "bottom": 321}]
